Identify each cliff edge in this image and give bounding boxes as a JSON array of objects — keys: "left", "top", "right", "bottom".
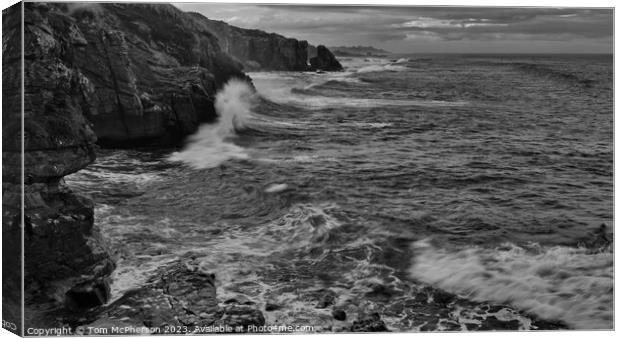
[{"left": 187, "top": 13, "right": 309, "bottom": 71}]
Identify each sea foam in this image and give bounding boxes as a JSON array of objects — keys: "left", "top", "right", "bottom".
[
  {"left": 409, "top": 239, "right": 613, "bottom": 329},
  {"left": 168, "top": 79, "right": 255, "bottom": 169},
  {"left": 357, "top": 64, "right": 408, "bottom": 73}
]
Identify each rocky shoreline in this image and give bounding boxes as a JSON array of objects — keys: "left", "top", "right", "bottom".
[{"left": 3, "top": 2, "right": 574, "bottom": 333}]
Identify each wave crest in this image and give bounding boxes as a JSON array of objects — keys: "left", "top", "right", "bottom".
[
  {"left": 357, "top": 64, "right": 408, "bottom": 73},
  {"left": 168, "top": 79, "right": 256, "bottom": 169},
  {"left": 408, "top": 239, "right": 613, "bottom": 329}
]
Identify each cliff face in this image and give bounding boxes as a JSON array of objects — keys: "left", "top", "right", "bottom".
[
  {"left": 32, "top": 3, "right": 249, "bottom": 147},
  {"left": 3, "top": 2, "right": 116, "bottom": 325},
  {"left": 188, "top": 13, "right": 309, "bottom": 71}
]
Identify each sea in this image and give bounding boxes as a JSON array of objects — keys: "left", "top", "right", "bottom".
[{"left": 65, "top": 54, "right": 614, "bottom": 331}]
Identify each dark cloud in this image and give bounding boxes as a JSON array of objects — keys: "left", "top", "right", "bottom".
[{"left": 174, "top": 3, "right": 613, "bottom": 53}]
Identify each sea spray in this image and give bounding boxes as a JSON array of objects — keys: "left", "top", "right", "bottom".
[
  {"left": 168, "top": 79, "right": 256, "bottom": 169},
  {"left": 409, "top": 239, "right": 613, "bottom": 329}
]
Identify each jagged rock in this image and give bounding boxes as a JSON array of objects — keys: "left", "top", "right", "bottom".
[{"left": 310, "top": 45, "right": 343, "bottom": 71}]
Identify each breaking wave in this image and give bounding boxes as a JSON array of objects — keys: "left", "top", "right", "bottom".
[
  {"left": 409, "top": 239, "right": 613, "bottom": 329},
  {"left": 168, "top": 79, "right": 255, "bottom": 169},
  {"left": 251, "top": 73, "right": 465, "bottom": 109},
  {"left": 357, "top": 64, "right": 408, "bottom": 73}
]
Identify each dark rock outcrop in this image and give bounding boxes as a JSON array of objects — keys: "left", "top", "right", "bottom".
[
  {"left": 310, "top": 45, "right": 343, "bottom": 71},
  {"left": 3, "top": 2, "right": 116, "bottom": 328},
  {"left": 188, "top": 13, "right": 309, "bottom": 71},
  {"left": 81, "top": 261, "right": 265, "bottom": 333}
]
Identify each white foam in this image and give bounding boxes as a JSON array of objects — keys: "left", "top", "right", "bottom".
[
  {"left": 264, "top": 183, "right": 289, "bottom": 193},
  {"left": 251, "top": 70, "right": 464, "bottom": 109},
  {"left": 357, "top": 64, "right": 408, "bottom": 73},
  {"left": 342, "top": 122, "right": 393, "bottom": 129},
  {"left": 409, "top": 239, "right": 613, "bottom": 329},
  {"left": 168, "top": 79, "right": 255, "bottom": 169}
]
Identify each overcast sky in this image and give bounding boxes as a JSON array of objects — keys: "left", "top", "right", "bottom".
[{"left": 173, "top": 4, "right": 613, "bottom": 54}]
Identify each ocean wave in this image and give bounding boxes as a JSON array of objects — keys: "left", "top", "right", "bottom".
[
  {"left": 409, "top": 239, "right": 613, "bottom": 329},
  {"left": 258, "top": 87, "right": 465, "bottom": 109},
  {"left": 251, "top": 70, "right": 466, "bottom": 110},
  {"left": 168, "top": 79, "right": 255, "bottom": 169},
  {"left": 357, "top": 64, "right": 408, "bottom": 73},
  {"left": 341, "top": 122, "right": 393, "bottom": 129}
]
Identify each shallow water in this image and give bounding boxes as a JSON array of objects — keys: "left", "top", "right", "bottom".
[{"left": 66, "top": 54, "right": 613, "bottom": 330}]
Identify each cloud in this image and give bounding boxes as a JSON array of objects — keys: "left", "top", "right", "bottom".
[{"left": 173, "top": 3, "right": 613, "bottom": 53}]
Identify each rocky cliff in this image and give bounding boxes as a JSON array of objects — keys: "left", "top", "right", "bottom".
[
  {"left": 39, "top": 3, "right": 250, "bottom": 147},
  {"left": 18, "top": 3, "right": 339, "bottom": 146},
  {"left": 3, "top": 2, "right": 117, "bottom": 327},
  {"left": 187, "top": 13, "right": 309, "bottom": 71}
]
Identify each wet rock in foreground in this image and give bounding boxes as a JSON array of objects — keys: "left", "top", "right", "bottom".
[{"left": 81, "top": 260, "right": 265, "bottom": 334}]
